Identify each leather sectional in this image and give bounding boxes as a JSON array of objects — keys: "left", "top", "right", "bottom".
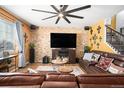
[
  {"left": 79, "top": 50, "right": 124, "bottom": 74},
  {"left": 0, "top": 73, "right": 124, "bottom": 88}
]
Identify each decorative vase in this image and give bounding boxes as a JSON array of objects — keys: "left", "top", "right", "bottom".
[{"left": 29, "top": 48, "right": 35, "bottom": 63}]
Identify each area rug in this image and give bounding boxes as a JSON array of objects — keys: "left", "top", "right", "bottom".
[{"left": 36, "top": 65, "right": 85, "bottom": 76}]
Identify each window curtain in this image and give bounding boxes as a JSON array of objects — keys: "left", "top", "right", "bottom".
[{"left": 15, "top": 21, "right": 25, "bottom": 67}]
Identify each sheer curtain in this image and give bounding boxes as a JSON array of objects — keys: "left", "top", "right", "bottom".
[
  {"left": 15, "top": 21, "right": 25, "bottom": 67},
  {"left": 0, "top": 18, "right": 25, "bottom": 67},
  {"left": 0, "top": 19, "right": 15, "bottom": 57}
]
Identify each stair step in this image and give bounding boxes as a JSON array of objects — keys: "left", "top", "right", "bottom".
[
  {"left": 106, "top": 42, "right": 124, "bottom": 55},
  {"left": 107, "top": 42, "right": 124, "bottom": 45},
  {"left": 113, "top": 44, "right": 124, "bottom": 45}
]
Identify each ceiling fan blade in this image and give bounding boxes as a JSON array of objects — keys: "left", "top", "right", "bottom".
[
  {"left": 62, "top": 5, "right": 68, "bottom": 11},
  {"left": 32, "top": 9, "right": 57, "bottom": 14},
  {"left": 63, "top": 16, "right": 71, "bottom": 24},
  {"left": 55, "top": 17, "right": 60, "bottom": 24},
  {"left": 66, "top": 14, "right": 84, "bottom": 19},
  {"left": 42, "top": 15, "right": 58, "bottom": 20},
  {"left": 66, "top": 5, "right": 91, "bottom": 13},
  {"left": 51, "top": 5, "right": 60, "bottom": 13}
]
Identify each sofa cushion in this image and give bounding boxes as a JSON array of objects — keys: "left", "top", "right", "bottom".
[
  {"left": 91, "top": 53, "right": 100, "bottom": 62},
  {"left": 45, "top": 74, "right": 76, "bottom": 82},
  {"left": 79, "top": 59, "right": 108, "bottom": 74},
  {"left": 113, "top": 60, "right": 124, "bottom": 67},
  {"left": 108, "top": 63, "right": 124, "bottom": 74},
  {"left": 41, "top": 81, "right": 78, "bottom": 88},
  {"left": 96, "top": 56, "right": 114, "bottom": 71},
  {"left": 83, "top": 53, "right": 94, "bottom": 61}
]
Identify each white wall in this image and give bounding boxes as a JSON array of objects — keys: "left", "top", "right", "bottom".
[{"left": 116, "top": 10, "right": 124, "bottom": 32}]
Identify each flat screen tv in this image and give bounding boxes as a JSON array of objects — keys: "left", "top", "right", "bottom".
[{"left": 51, "top": 33, "right": 76, "bottom": 48}]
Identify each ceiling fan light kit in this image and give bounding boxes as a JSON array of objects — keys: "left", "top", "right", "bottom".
[
  {"left": 58, "top": 13, "right": 64, "bottom": 18},
  {"left": 32, "top": 5, "right": 91, "bottom": 24}
]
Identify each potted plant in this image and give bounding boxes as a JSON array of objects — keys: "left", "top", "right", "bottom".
[
  {"left": 29, "top": 42, "right": 35, "bottom": 63},
  {"left": 84, "top": 46, "right": 91, "bottom": 53},
  {"left": 29, "top": 43, "right": 35, "bottom": 49}
]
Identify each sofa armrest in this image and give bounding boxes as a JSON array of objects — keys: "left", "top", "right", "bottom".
[{"left": 0, "top": 73, "right": 45, "bottom": 86}]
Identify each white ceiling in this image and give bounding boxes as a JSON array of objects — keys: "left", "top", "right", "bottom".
[{"left": 2, "top": 5, "right": 124, "bottom": 28}]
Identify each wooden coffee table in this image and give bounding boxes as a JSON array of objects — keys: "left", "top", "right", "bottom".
[{"left": 58, "top": 66, "right": 73, "bottom": 73}]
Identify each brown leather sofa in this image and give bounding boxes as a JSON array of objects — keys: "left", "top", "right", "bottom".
[
  {"left": 0, "top": 73, "right": 124, "bottom": 88},
  {"left": 79, "top": 50, "right": 124, "bottom": 74},
  {"left": 77, "top": 74, "right": 124, "bottom": 88}
]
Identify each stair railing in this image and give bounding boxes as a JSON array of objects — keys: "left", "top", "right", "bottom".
[{"left": 105, "top": 25, "right": 124, "bottom": 54}]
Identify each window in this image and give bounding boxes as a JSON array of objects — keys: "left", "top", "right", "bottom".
[{"left": 0, "top": 19, "right": 15, "bottom": 57}]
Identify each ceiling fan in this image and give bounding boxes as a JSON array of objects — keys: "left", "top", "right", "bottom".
[{"left": 32, "top": 5, "right": 91, "bottom": 24}]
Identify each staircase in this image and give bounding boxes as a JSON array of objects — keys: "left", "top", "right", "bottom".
[{"left": 106, "top": 25, "right": 124, "bottom": 55}]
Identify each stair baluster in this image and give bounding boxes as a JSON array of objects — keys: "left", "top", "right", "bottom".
[{"left": 105, "top": 25, "right": 124, "bottom": 55}]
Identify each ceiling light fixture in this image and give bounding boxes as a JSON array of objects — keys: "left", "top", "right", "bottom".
[
  {"left": 32, "top": 5, "right": 91, "bottom": 24},
  {"left": 58, "top": 13, "right": 64, "bottom": 18}
]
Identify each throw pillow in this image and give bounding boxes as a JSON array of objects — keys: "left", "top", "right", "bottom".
[
  {"left": 83, "top": 53, "right": 94, "bottom": 61},
  {"left": 91, "top": 53, "right": 100, "bottom": 62},
  {"left": 108, "top": 63, "right": 124, "bottom": 74},
  {"left": 96, "top": 56, "right": 114, "bottom": 71}
]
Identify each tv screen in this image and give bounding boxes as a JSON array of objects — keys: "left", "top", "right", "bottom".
[{"left": 51, "top": 33, "right": 76, "bottom": 48}]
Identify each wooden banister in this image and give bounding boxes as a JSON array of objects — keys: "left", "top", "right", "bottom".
[{"left": 105, "top": 25, "right": 124, "bottom": 37}]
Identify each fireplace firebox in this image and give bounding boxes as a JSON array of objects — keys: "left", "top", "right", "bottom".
[{"left": 52, "top": 48, "right": 76, "bottom": 64}]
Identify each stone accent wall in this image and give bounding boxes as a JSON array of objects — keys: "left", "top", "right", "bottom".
[{"left": 31, "top": 27, "right": 88, "bottom": 62}]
